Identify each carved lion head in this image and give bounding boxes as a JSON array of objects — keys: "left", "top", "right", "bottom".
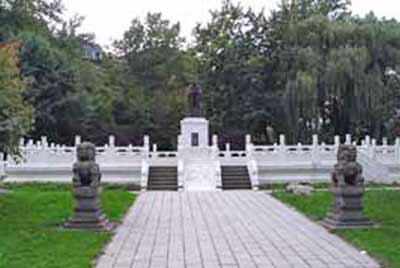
[
  {"left": 337, "top": 144, "right": 357, "bottom": 162},
  {"left": 77, "top": 142, "right": 96, "bottom": 162}
]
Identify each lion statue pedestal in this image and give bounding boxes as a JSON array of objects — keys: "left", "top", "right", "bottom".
[
  {"left": 322, "top": 145, "right": 375, "bottom": 230},
  {"left": 64, "top": 142, "right": 113, "bottom": 232}
]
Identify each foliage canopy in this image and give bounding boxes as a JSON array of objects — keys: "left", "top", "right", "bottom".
[{"left": 1, "top": 0, "right": 400, "bottom": 152}]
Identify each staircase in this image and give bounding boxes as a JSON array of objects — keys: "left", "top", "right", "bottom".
[
  {"left": 221, "top": 166, "right": 252, "bottom": 190},
  {"left": 147, "top": 166, "right": 178, "bottom": 191}
]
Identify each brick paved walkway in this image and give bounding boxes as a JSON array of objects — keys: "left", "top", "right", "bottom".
[{"left": 96, "top": 191, "right": 380, "bottom": 268}]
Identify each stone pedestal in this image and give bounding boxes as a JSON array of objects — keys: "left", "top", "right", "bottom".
[
  {"left": 179, "top": 117, "right": 220, "bottom": 191},
  {"left": 65, "top": 186, "right": 113, "bottom": 232},
  {"left": 180, "top": 117, "right": 209, "bottom": 148},
  {"left": 322, "top": 186, "right": 375, "bottom": 230}
]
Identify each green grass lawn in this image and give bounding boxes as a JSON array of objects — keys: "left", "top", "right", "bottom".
[
  {"left": 273, "top": 190, "right": 400, "bottom": 268},
  {"left": 0, "top": 184, "right": 136, "bottom": 268}
]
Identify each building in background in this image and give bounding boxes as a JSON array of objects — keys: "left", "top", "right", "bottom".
[{"left": 82, "top": 42, "right": 103, "bottom": 62}]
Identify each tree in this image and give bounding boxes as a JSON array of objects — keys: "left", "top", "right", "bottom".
[
  {"left": 194, "top": 0, "right": 274, "bottom": 145},
  {"left": 269, "top": 8, "right": 400, "bottom": 142},
  {"left": 17, "top": 31, "right": 77, "bottom": 143},
  {"left": 113, "top": 13, "right": 197, "bottom": 148},
  {"left": 2, "top": 0, "right": 400, "bottom": 149},
  {"left": 0, "top": 0, "right": 122, "bottom": 145},
  {"left": 0, "top": 42, "right": 32, "bottom": 156},
  {"left": 114, "top": 13, "right": 194, "bottom": 91},
  {"left": 0, "top": 0, "right": 64, "bottom": 42}
]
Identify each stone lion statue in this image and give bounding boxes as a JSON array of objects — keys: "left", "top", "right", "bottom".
[
  {"left": 332, "top": 145, "right": 363, "bottom": 187},
  {"left": 73, "top": 142, "right": 101, "bottom": 187},
  {"left": 322, "top": 144, "right": 374, "bottom": 230},
  {"left": 66, "top": 142, "right": 111, "bottom": 231}
]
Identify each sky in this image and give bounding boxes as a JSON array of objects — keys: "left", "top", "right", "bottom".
[{"left": 63, "top": 0, "right": 400, "bottom": 48}]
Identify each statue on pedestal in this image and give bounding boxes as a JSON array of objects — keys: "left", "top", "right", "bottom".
[
  {"left": 322, "top": 145, "right": 375, "bottom": 230},
  {"left": 187, "top": 84, "right": 203, "bottom": 117},
  {"left": 65, "top": 142, "right": 113, "bottom": 231}
]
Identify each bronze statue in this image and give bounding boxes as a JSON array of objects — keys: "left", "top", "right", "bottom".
[{"left": 187, "top": 84, "right": 203, "bottom": 117}]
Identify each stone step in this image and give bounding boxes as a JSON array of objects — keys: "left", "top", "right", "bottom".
[
  {"left": 221, "top": 165, "right": 248, "bottom": 169},
  {"left": 222, "top": 174, "right": 250, "bottom": 178},
  {"left": 221, "top": 165, "right": 252, "bottom": 190},
  {"left": 221, "top": 172, "right": 249, "bottom": 176},
  {"left": 150, "top": 167, "right": 177, "bottom": 170},
  {"left": 149, "top": 170, "right": 177, "bottom": 174},
  {"left": 148, "top": 175, "right": 176, "bottom": 178},
  {"left": 223, "top": 185, "right": 252, "bottom": 189},
  {"left": 224, "top": 177, "right": 249, "bottom": 183},
  {"left": 221, "top": 169, "right": 248, "bottom": 173},
  {"left": 222, "top": 180, "right": 251, "bottom": 184},
  {"left": 149, "top": 170, "right": 178, "bottom": 173},
  {"left": 148, "top": 180, "right": 178, "bottom": 186},
  {"left": 149, "top": 174, "right": 178, "bottom": 178},
  {"left": 223, "top": 177, "right": 251, "bottom": 181},
  {"left": 148, "top": 166, "right": 178, "bottom": 191},
  {"left": 148, "top": 177, "right": 177, "bottom": 181},
  {"left": 149, "top": 172, "right": 177, "bottom": 175},
  {"left": 222, "top": 172, "right": 249, "bottom": 175},
  {"left": 149, "top": 167, "right": 178, "bottom": 171},
  {"left": 148, "top": 174, "right": 178, "bottom": 178},
  {"left": 221, "top": 173, "right": 249, "bottom": 177},
  {"left": 222, "top": 183, "right": 251, "bottom": 188},
  {"left": 147, "top": 185, "right": 179, "bottom": 191},
  {"left": 223, "top": 184, "right": 252, "bottom": 189}
]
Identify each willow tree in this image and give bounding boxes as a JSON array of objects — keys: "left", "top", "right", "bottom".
[{"left": 270, "top": 0, "right": 400, "bottom": 143}]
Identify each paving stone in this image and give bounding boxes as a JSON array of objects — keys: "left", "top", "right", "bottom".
[{"left": 96, "top": 191, "right": 381, "bottom": 268}]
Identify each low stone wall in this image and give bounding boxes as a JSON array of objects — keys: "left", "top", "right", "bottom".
[
  {"left": 3, "top": 134, "right": 400, "bottom": 187},
  {"left": 4, "top": 165, "right": 143, "bottom": 184},
  {"left": 3, "top": 136, "right": 148, "bottom": 184},
  {"left": 257, "top": 163, "right": 400, "bottom": 185},
  {"left": 257, "top": 165, "right": 332, "bottom": 184},
  {"left": 250, "top": 134, "right": 400, "bottom": 185}
]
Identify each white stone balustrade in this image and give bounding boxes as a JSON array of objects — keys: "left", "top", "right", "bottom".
[
  {"left": 4, "top": 136, "right": 149, "bottom": 184},
  {"left": 2, "top": 133, "right": 400, "bottom": 186},
  {"left": 8, "top": 143, "right": 147, "bottom": 168},
  {"left": 140, "top": 160, "right": 149, "bottom": 190},
  {"left": 148, "top": 150, "right": 178, "bottom": 166},
  {"left": 215, "top": 159, "right": 222, "bottom": 190},
  {"left": 177, "top": 160, "right": 185, "bottom": 190},
  {"left": 250, "top": 134, "right": 400, "bottom": 183}
]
